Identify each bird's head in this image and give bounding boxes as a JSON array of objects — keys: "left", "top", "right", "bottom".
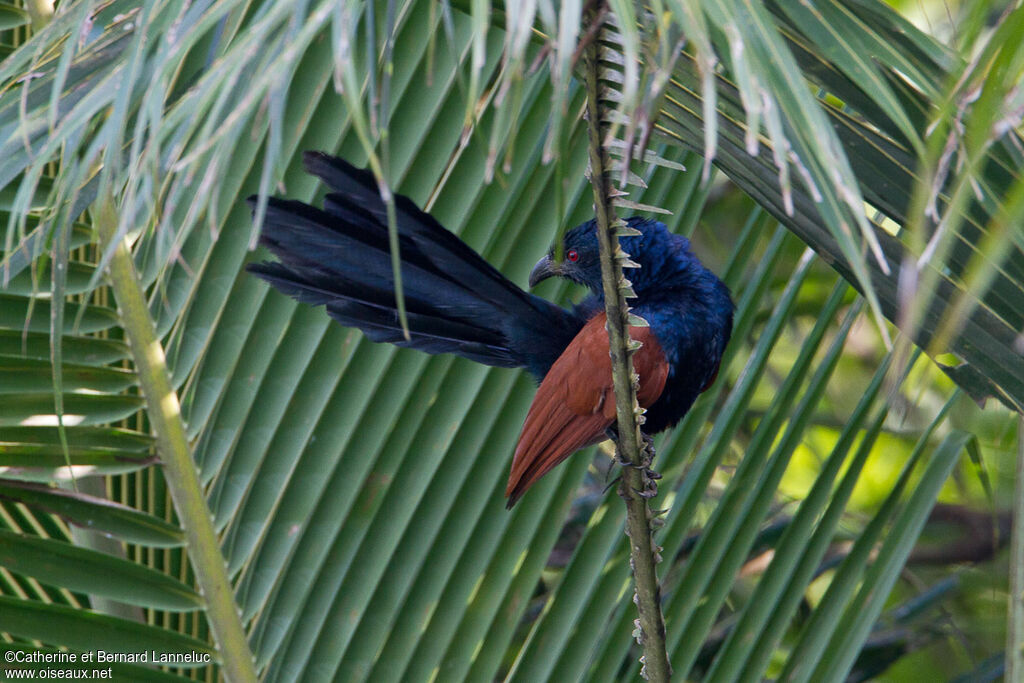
[{"left": 529, "top": 217, "right": 689, "bottom": 295}]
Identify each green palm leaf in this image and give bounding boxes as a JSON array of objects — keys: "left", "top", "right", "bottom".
[{"left": 0, "top": 0, "right": 1019, "bottom": 681}]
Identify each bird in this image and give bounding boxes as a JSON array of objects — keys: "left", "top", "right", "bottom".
[{"left": 248, "top": 152, "right": 734, "bottom": 507}]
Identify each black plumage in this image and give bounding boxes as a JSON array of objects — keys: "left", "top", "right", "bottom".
[{"left": 248, "top": 152, "right": 734, "bottom": 504}]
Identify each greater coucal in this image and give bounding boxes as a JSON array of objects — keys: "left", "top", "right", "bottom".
[{"left": 248, "top": 152, "right": 734, "bottom": 506}]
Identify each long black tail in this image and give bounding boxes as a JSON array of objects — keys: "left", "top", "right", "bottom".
[{"left": 247, "top": 152, "right": 582, "bottom": 377}]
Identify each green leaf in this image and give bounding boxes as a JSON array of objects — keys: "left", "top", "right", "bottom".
[
  {"left": 2, "top": 260, "right": 100, "bottom": 297},
  {"left": 0, "top": 482, "right": 184, "bottom": 547},
  {"left": 0, "top": 529, "right": 202, "bottom": 611},
  {"left": 0, "top": 295, "right": 120, "bottom": 335},
  {"left": 0, "top": 597, "right": 216, "bottom": 667},
  {"left": 0, "top": 393, "right": 144, "bottom": 426},
  {"left": 811, "top": 431, "right": 970, "bottom": 681},
  {"left": 0, "top": 445, "right": 154, "bottom": 481},
  {"left": 0, "top": 0, "right": 1015, "bottom": 679},
  {"left": 0, "top": 357, "right": 136, "bottom": 394},
  {"left": 0, "top": 3, "right": 29, "bottom": 31},
  {"left": 0, "top": 331, "right": 129, "bottom": 365}
]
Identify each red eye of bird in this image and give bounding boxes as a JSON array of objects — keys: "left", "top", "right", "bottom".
[{"left": 566, "top": 249, "right": 579, "bottom": 262}]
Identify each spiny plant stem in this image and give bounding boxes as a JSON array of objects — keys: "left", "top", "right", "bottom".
[
  {"left": 582, "top": 7, "right": 671, "bottom": 682},
  {"left": 95, "top": 196, "right": 257, "bottom": 683}
]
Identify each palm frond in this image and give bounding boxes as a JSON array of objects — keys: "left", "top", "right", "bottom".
[{"left": 0, "top": 0, "right": 1017, "bottom": 680}]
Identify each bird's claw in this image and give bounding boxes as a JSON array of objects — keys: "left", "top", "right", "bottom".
[
  {"left": 640, "top": 434, "right": 656, "bottom": 463},
  {"left": 617, "top": 454, "right": 642, "bottom": 469},
  {"left": 641, "top": 468, "right": 663, "bottom": 497},
  {"left": 633, "top": 485, "right": 659, "bottom": 499},
  {"left": 610, "top": 432, "right": 663, "bottom": 499}
]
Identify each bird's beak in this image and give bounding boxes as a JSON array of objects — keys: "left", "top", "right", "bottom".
[{"left": 528, "top": 254, "right": 561, "bottom": 288}]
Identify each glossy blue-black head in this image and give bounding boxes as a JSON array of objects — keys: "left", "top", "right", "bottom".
[{"left": 529, "top": 217, "right": 700, "bottom": 296}]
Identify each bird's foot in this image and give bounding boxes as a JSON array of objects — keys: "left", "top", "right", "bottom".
[
  {"left": 616, "top": 453, "right": 641, "bottom": 469},
  {"left": 632, "top": 484, "right": 659, "bottom": 499},
  {"left": 637, "top": 434, "right": 663, "bottom": 498},
  {"left": 640, "top": 433, "right": 656, "bottom": 467},
  {"left": 608, "top": 431, "right": 662, "bottom": 498},
  {"left": 634, "top": 467, "right": 662, "bottom": 499}
]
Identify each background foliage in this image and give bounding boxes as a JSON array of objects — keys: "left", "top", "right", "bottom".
[{"left": 0, "top": 0, "right": 1021, "bottom": 681}]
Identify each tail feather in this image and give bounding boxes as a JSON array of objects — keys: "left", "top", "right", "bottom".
[
  {"left": 327, "top": 301, "right": 520, "bottom": 367},
  {"left": 247, "top": 152, "right": 584, "bottom": 375},
  {"left": 306, "top": 152, "right": 538, "bottom": 317},
  {"left": 248, "top": 260, "right": 515, "bottom": 364},
  {"left": 257, "top": 199, "right": 501, "bottom": 322}
]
